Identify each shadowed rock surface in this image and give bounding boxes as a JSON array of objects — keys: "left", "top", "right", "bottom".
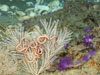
[
  {"left": 0, "top": 16, "right": 20, "bottom": 26},
  {"left": 24, "top": 1, "right": 100, "bottom": 39}
]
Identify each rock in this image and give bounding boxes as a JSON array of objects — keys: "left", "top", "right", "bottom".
[
  {"left": 10, "top": 5, "right": 19, "bottom": 10},
  {"left": 48, "top": 0, "right": 60, "bottom": 8},
  {"left": 34, "top": 4, "right": 49, "bottom": 15},
  {"left": 25, "top": 8, "right": 37, "bottom": 17},
  {"left": 29, "top": 11, "right": 36, "bottom": 17},
  {"left": 15, "top": 11, "right": 26, "bottom": 17},
  {"left": 17, "top": 16, "right": 30, "bottom": 21},
  {"left": 0, "top": 16, "right": 20, "bottom": 25},
  {"left": 23, "top": 1, "right": 100, "bottom": 39},
  {"left": 0, "top": 5, "right": 9, "bottom": 12}
]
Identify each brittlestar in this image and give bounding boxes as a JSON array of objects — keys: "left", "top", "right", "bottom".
[{"left": 16, "top": 35, "right": 57, "bottom": 63}]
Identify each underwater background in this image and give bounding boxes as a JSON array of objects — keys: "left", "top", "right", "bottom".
[{"left": 0, "top": 0, "right": 100, "bottom": 75}]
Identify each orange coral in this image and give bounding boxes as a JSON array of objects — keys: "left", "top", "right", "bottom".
[{"left": 89, "top": 60, "right": 98, "bottom": 68}]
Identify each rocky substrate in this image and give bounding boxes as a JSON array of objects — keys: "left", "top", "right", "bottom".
[{"left": 24, "top": 1, "right": 100, "bottom": 39}]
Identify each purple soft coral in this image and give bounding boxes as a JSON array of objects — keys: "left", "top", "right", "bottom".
[
  {"left": 64, "top": 44, "right": 69, "bottom": 49},
  {"left": 88, "top": 49, "right": 96, "bottom": 57},
  {"left": 22, "top": 20, "right": 28, "bottom": 24},
  {"left": 82, "top": 54, "right": 90, "bottom": 63},
  {"left": 82, "top": 49, "right": 96, "bottom": 63},
  {"left": 57, "top": 57, "right": 73, "bottom": 71},
  {"left": 83, "top": 35, "right": 95, "bottom": 46},
  {"left": 85, "top": 28, "right": 93, "bottom": 33}
]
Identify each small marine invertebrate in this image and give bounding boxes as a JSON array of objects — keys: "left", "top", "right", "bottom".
[{"left": 16, "top": 35, "right": 57, "bottom": 63}]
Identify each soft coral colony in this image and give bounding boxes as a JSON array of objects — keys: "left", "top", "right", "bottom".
[
  {"left": 57, "top": 27, "right": 97, "bottom": 71},
  {"left": 0, "top": 19, "right": 72, "bottom": 75}
]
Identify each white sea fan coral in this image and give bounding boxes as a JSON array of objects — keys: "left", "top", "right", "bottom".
[
  {"left": 22, "top": 19, "right": 72, "bottom": 75},
  {"left": 0, "top": 24, "right": 40, "bottom": 51},
  {"left": 0, "top": 47, "right": 18, "bottom": 75},
  {"left": 0, "top": 19, "right": 72, "bottom": 75},
  {"left": 0, "top": 24, "right": 26, "bottom": 50}
]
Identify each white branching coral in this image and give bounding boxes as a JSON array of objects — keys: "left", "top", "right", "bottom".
[
  {"left": 22, "top": 19, "right": 72, "bottom": 75},
  {"left": 0, "top": 24, "right": 26, "bottom": 50},
  {"left": 0, "top": 47, "right": 18, "bottom": 75},
  {"left": 0, "top": 24, "right": 40, "bottom": 51},
  {"left": 0, "top": 19, "right": 72, "bottom": 75}
]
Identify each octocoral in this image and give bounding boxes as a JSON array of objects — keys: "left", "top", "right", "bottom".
[
  {"left": 57, "top": 27, "right": 97, "bottom": 71},
  {"left": 0, "top": 47, "right": 18, "bottom": 75},
  {"left": 0, "top": 19, "right": 72, "bottom": 75}
]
